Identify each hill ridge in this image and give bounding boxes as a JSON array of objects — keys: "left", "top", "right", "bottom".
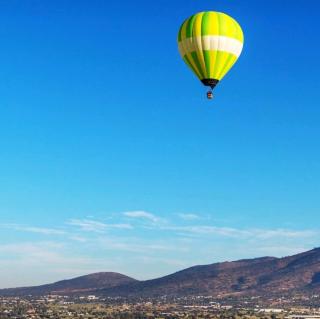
[{"left": 1, "top": 248, "right": 319, "bottom": 297}]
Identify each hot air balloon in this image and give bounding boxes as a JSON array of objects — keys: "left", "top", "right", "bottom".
[{"left": 177, "top": 11, "right": 244, "bottom": 99}]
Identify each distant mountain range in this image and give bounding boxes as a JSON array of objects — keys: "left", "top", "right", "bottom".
[{"left": 1, "top": 248, "right": 320, "bottom": 298}]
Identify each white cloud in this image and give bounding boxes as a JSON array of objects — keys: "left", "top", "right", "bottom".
[
  {"left": 68, "top": 235, "right": 88, "bottom": 243},
  {"left": 67, "top": 219, "right": 107, "bottom": 232},
  {"left": 0, "top": 242, "right": 120, "bottom": 288},
  {"left": 67, "top": 219, "right": 132, "bottom": 233},
  {"left": 160, "top": 225, "right": 318, "bottom": 240},
  {"left": 97, "top": 237, "right": 188, "bottom": 254},
  {"left": 252, "top": 228, "right": 316, "bottom": 239},
  {"left": 253, "top": 245, "right": 309, "bottom": 257},
  {"left": 0, "top": 224, "right": 66, "bottom": 235},
  {"left": 178, "top": 213, "right": 200, "bottom": 220},
  {"left": 0, "top": 242, "right": 64, "bottom": 259},
  {"left": 160, "top": 225, "right": 247, "bottom": 237},
  {"left": 1, "top": 210, "right": 319, "bottom": 288},
  {"left": 140, "top": 256, "right": 188, "bottom": 267},
  {"left": 123, "top": 211, "right": 160, "bottom": 223}
]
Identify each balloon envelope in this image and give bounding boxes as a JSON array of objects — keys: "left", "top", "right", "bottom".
[{"left": 178, "top": 12, "right": 244, "bottom": 89}]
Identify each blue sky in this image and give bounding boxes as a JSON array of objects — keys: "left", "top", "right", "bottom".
[{"left": 0, "top": 0, "right": 320, "bottom": 288}]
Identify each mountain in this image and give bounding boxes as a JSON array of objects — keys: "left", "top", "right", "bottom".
[
  {"left": 0, "top": 272, "right": 137, "bottom": 296},
  {"left": 1, "top": 248, "right": 320, "bottom": 298},
  {"left": 100, "top": 248, "right": 320, "bottom": 297}
]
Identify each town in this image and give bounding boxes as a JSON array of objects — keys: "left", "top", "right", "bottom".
[{"left": 1, "top": 294, "right": 320, "bottom": 319}]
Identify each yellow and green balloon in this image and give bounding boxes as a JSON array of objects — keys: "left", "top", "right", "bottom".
[{"left": 178, "top": 11, "right": 244, "bottom": 94}]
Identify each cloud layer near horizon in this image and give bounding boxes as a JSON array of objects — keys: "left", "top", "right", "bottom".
[{"left": 0, "top": 210, "right": 318, "bottom": 289}]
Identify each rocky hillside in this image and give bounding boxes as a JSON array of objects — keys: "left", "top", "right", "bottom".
[
  {"left": 101, "top": 248, "right": 320, "bottom": 297},
  {"left": 0, "top": 272, "right": 137, "bottom": 296},
  {"left": 1, "top": 248, "right": 320, "bottom": 298}
]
